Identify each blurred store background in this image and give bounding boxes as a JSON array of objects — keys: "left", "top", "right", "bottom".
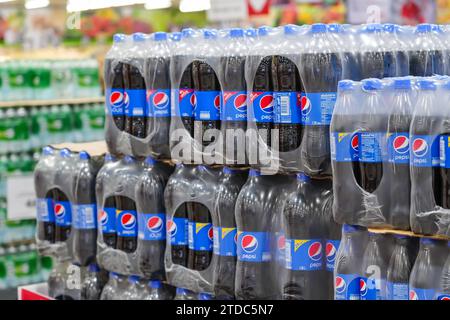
[{"left": 0, "top": 0, "right": 445, "bottom": 299}]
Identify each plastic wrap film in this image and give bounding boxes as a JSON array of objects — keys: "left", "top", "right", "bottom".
[
  {"left": 34, "top": 146, "right": 103, "bottom": 266},
  {"left": 95, "top": 154, "right": 173, "bottom": 277}
]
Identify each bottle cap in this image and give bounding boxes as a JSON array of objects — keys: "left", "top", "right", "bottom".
[
  {"left": 88, "top": 263, "right": 100, "bottom": 272},
  {"left": 229, "top": 28, "right": 244, "bottom": 38},
  {"left": 154, "top": 32, "right": 167, "bottom": 41},
  {"left": 223, "top": 167, "right": 238, "bottom": 175},
  {"left": 113, "top": 33, "right": 126, "bottom": 43},
  {"left": 297, "top": 173, "right": 311, "bottom": 183},
  {"left": 144, "top": 156, "right": 156, "bottom": 166},
  {"left": 343, "top": 224, "right": 361, "bottom": 233},
  {"left": 198, "top": 293, "right": 213, "bottom": 300},
  {"left": 417, "top": 79, "right": 437, "bottom": 91},
  {"left": 203, "top": 29, "right": 217, "bottom": 39},
  {"left": 362, "top": 78, "right": 382, "bottom": 91},
  {"left": 181, "top": 28, "right": 195, "bottom": 38},
  {"left": 416, "top": 24, "right": 432, "bottom": 33},
  {"left": 245, "top": 28, "right": 257, "bottom": 38},
  {"left": 284, "top": 24, "right": 299, "bottom": 35},
  {"left": 257, "top": 26, "right": 272, "bottom": 37},
  {"left": 105, "top": 153, "right": 116, "bottom": 162},
  {"left": 124, "top": 155, "right": 135, "bottom": 164},
  {"left": 79, "top": 151, "right": 90, "bottom": 160},
  {"left": 394, "top": 234, "right": 408, "bottom": 240},
  {"left": 338, "top": 80, "right": 354, "bottom": 91},
  {"left": 128, "top": 275, "right": 140, "bottom": 283},
  {"left": 311, "top": 23, "right": 327, "bottom": 34},
  {"left": 60, "top": 148, "right": 71, "bottom": 158},
  {"left": 431, "top": 24, "right": 443, "bottom": 33},
  {"left": 383, "top": 23, "right": 399, "bottom": 33},
  {"left": 420, "top": 238, "right": 437, "bottom": 245},
  {"left": 393, "top": 78, "right": 412, "bottom": 90},
  {"left": 170, "top": 32, "right": 182, "bottom": 42},
  {"left": 149, "top": 280, "right": 162, "bottom": 289},
  {"left": 176, "top": 287, "right": 188, "bottom": 295},
  {"left": 42, "top": 146, "right": 53, "bottom": 156},
  {"left": 249, "top": 169, "right": 261, "bottom": 177},
  {"left": 110, "top": 272, "right": 119, "bottom": 279},
  {"left": 132, "top": 32, "right": 146, "bottom": 42},
  {"left": 327, "top": 24, "right": 342, "bottom": 33}
]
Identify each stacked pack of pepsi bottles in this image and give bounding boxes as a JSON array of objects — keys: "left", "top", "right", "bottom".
[
  {"left": 331, "top": 76, "right": 450, "bottom": 236},
  {"left": 105, "top": 23, "right": 450, "bottom": 176},
  {"left": 334, "top": 226, "right": 450, "bottom": 300}
]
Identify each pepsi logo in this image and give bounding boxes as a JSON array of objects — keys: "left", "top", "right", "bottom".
[
  {"left": 120, "top": 213, "right": 136, "bottom": 230},
  {"left": 439, "top": 296, "right": 450, "bottom": 300},
  {"left": 326, "top": 242, "right": 337, "bottom": 263},
  {"left": 153, "top": 92, "right": 169, "bottom": 109},
  {"left": 241, "top": 234, "right": 258, "bottom": 253},
  {"left": 301, "top": 96, "right": 311, "bottom": 116},
  {"left": 208, "top": 227, "right": 214, "bottom": 241},
  {"left": 393, "top": 135, "right": 409, "bottom": 154},
  {"left": 191, "top": 93, "right": 197, "bottom": 108},
  {"left": 259, "top": 94, "right": 273, "bottom": 114},
  {"left": 123, "top": 92, "right": 129, "bottom": 108},
  {"left": 147, "top": 216, "right": 163, "bottom": 233},
  {"left": 409, "top": 290, "right": 418, "bottom": 300},
  {"left": 214, "top": 94, "right": 221, "bottom": 110},
  {"left": 360, "top": 278, "right": 368, "bottom": 297},
  {"left": 335, "top": 276, "right": 346, "bottom": 293},
  {"left": 412, "top": 138, "right": 428, "bottom": 158},
  {"left": 167, "top": 220, "right": 177, "bottom": 237},
  {"left": 100, "top": 210, "right": 108, "bottom": 226},
  {"left": 351, "top": 134, "right": 359, "bottom": 152},
  {"left": 277, "top": 235, "right": 285, "bottom": 251},
  {"left": 54, "top": 203, "right": 65, "bottom": 218},
  {"left": 110, "top": 91, "right": 124, "bottom": 107},
  {"left": 308, "top": 241, "right": 322, "bottom": 261},
  {"left": 233, "top": 94, "right": 247, "bottom": 112}
]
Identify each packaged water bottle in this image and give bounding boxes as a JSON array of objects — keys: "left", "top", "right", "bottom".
[{"left": 409, "top": 238, "right": 448, "bottom": 300}]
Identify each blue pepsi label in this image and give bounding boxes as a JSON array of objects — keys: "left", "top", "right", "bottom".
[
  {"left": 213, "top": 227, "right": 237, "bottom": 256},
  {"left": 436, "top": 294, "right": 450, "bottom": 300},
  {"left": 116, "top": 209, "right": 137, "bottom": 237},
  {"left": 36, "top": 198, "right": 54, "bottom": 223},
  {"left": 54, "top": 201, "right": 72, "bottom": 227},
  {"left": 237, "top": 231, "right": 271, "bottom": 262},
  {"left": 167, "top": 217, "right": 188, "bottom": 245},
  {"left": 440, "top": 135, "right": 450, "bottom": 168},
  {"left": 411, "top": 135, "right": 440, "bottom": 167},
  {"left": 194, "top": 91, "right": 221, "bottom": 121},
  {"left": 73, "top": 204, "right": 97, "bottom": 229},
  {"left": 325, "top": 240, "right": 340, "bottom": 272},
  {"left": 387, "top": 132, "right": 410, "bottom": 164},
  {"left": 330, "top": 132, "right": 359, "bottom": 162},
  {"left": 138, "top": 213, "right": 166, "bottom": 240},
  {"left": 275, "top": 232, "right": 285, "bottom": 264},
  {"left": 359, "top": 132, "right": 384, "bottom": 163},
  {"left": 285, "top": 239, "right": 323, "bottom": 271},
  {"left": 409, "top": 287, "right": 436, "bottom": 300},
  {"left": 300, "top": 92, "right": 336, "bottom": 126},
  {"left": 249, "top": 91, "right": 273, "bottom": 123},
  {"left": 147, "top": 89, "right": 170, "bottom": 117},
  {"left": 387, "top": 282, "right": 409, "bottom": 300},
  {"left": 335, "top": 274, "right": 360, "bottom": 300},
  {"left": 99, "top": 207, "right": 116, "bottom": 233},
  {"left": 126, "top": 89, "right": 147, "bottom": 117},
  {"left": 188, "top": 222, "right": 213, "bottom": 251},
  {"left": 173, "top": 88, "right": 195, "bottom": 117},
  {"left": 360, "top": 277, "right": 386, "bottom": 300},
  {"left": 221, "top": 91, "right": 247, "bottom": 122},
  {"left": 106, "top": 88, "right": 126, "bottom": 116},
  {"left": 273, "top": 92, "right": 301, "bottom": 124}
]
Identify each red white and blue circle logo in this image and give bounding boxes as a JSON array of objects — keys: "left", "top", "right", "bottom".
[
  {"left": 308, "top": 242, "right": 322, "bottom": 261},
  {"left": 241, "top": 234, "right": 258, "bottom": 253},
  {"left": 191, "top": 93, "right": 197, "bottom": 108},
  {"left": 393, "top": 135, "right": 409, "bottom": 154},
  {"left": 214, "top": 94, "right": 221, "bottom": 110},
  {"left": 277, "top": 235, "right": 285, "bottom": 251},
  {"left": 208, "top": 226, "right": 214, "bottom": 241},
  {"left": 147, "top": 216, "right": 164, "bottom": 233},
  {"left": 54, "top": 203, "right": 65, "bottom": 219},
  {"left": 360, "top": 278, "right": 368, "bottom": 297},
  {"left": 153, "top": 92, "right": 169, "bottom": 109},
  {"left": 167, "top": 220, "right": 177, "bottom": 237},
  {"left": 100, "top": 210, "right": 108, "bottom": 226},
  {"left": 110, "top": 91, "right": 124, "bottom": 107},
  {"left": 121, "top": 213, "right": 136, "bottom": 230},
  {"left": 412, "top": 138, "right": 428, "bottom": 157},
  {"left": 233, "top": 94, "right": 247, "bottom": 112},
  {"left": 409, "top": 290, "right": 418, "bottom": 300},
  {"left": 351, "top": 134, "right": 359, "bottom": 152},
  {"left": 335, "top": 276, "right": 346, "bottom": 293},
  {"left": 259, "top": 94, "right": 273, "bottom": 114},
  {"left": 326, "top": 242, "right": 337, "bottom": 263},
  {"left": 301, "top": 96, "right": 312, "bottom": 116}
]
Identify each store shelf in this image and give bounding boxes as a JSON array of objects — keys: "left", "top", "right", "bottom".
[
  {"left": 368, "top": 227, "right": 450, "bottom": 241},
  {"left": 0, "top": 97, "right": 105, "bottom": 108},
  {"left": 52, "top": 140, "right": 107, "bottom": 156}
]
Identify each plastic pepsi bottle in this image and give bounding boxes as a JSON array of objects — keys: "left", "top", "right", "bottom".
[
  {"left": 410, "top": 79, "right": 442, "bottom": 234},
  {"left": 212, "top": 167, "right": 247, "bottom": 298},
  {"left": 192, "top": 30, "right": 221, "bottom": 149},
  {"left": 272, "top": 25, "right": 302, "bottom": 153},
  {"left": 409, "top": 238, "right": 448, "bottom": 300},
  {"left": 105, "top": 33, "right": 127, "bottom": 131},
  {"left": 436, "top": 241, "right": 450, "bottom": 300},
  {"left": 249, "top": 26, "right": 274, "bottom": 152},
  {"left": 382, "top": 24, "right": 410, "bottom": 77},
  {"left": 282, "top": 173, "right": 328, "bottom": 300},
  {"left": 386, "top": 235, "right": 414, "bottom": 300},
  {"left": 146, "top": 32, "right": 171, "bottom": 158},
  {"left": 81, "top": 263, "right": 107, "bottom": 300},
  {"left": 136, "top": 156, "right": 166, "bottom": 279},
  {"left": 100, "top": 272, "right": 118, "bottom": 300},
  {"left": 124, "top": 33, "right": 147, "bottom": 138},
  {"left": 300, "top": 23, "right": 342, "bottom": 176},
  {"left": 334, "top": 225, "right": 366, "bottom": 300},
  {"left": 359, "top": 232, "right": 390, "bottom": 300},
  {"left": 410, "top": 24, "right": 445, "bottom": 77},
  {"left": 72, "top": 151, "right": 97, "bottom": 266},
  {"left": 98, "top": 154, "right": 117, "bottom": 248},
  {"left": 220, "top": 28, "right": 247, "bottom": 165},
  {"left": 34, "top": 146, "right": 55, "bottom": 242},
  {"left": 54, "top": 149, "right": 73, "bottom": 242},
  {"left": 440, "top": 80, "right": 450, "bottom": 218}
]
